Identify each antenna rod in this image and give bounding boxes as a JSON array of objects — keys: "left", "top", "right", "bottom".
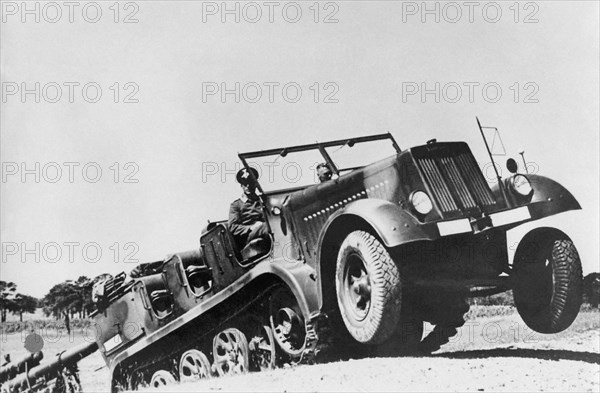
[
  {"left": 518, "top": 150, "right": 528, "bottom": 174},
  {"left": 476, "top": 117, "right": 510, "bottom": 207}
]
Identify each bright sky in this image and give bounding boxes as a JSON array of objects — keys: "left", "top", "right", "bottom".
[{"left": 1, "top": 1, "right": 598, "bottom": 298}]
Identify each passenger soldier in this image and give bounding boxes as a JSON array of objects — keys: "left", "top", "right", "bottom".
[
  {"left": 228, "top": 168, "right": 269, "bottom": 248},
  {"left": 316, "top": 162, "right": 333, "bottom": 182}
]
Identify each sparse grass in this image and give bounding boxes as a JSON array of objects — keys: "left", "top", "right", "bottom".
[
  {"left": 468, "top": 291, "right": 515, "bottom": 306},
  {"left": 467, "top": 305, "right": 516, "bottom": 319},
  {"left": 1, "top": 318, "right": 94, "bottom": 334}
]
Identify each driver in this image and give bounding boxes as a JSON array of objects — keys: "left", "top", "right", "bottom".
[{"left": 228, "top": 167, "right": 269, "bottom": 248}]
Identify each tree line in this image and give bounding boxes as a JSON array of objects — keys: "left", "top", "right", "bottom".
[
  {"left": 0, "top": 281, "right": 38, "bottom": 323},
  {"left": 0, "top": 277, "right": 95, "bottom": 333}
]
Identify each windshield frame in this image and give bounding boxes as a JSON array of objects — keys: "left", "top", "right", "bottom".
[{"left": 237, "top": 133, "right": 401, "bottom": 194}]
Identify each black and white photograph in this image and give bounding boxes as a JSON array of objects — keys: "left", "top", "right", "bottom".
[{"left": 1, "top": 1, "right": 599, "bottom": 392}]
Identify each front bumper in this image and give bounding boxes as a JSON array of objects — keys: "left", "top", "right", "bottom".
[{"left": 436, "top": 205, "right": 532, "bottom": 237}]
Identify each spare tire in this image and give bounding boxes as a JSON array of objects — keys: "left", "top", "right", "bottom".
[
  {"left": 512, "top": 227, "right": 583, "bottom": 334},
  {"left": 335, "top": 230, "right": 402, "bottom": 345}
]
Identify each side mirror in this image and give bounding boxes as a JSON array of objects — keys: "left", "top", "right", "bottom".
[
  {"left": 270, "top": 206, "right": 287, "bottom": 235},
  {"left": 506, "top": 158, "right": 518, "bottom": 174}
]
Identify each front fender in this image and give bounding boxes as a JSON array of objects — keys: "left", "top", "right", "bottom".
[
  {"left": 492, "top": 175, "right": 581, "bottom": 219},
  {"left": 251, "top": 260, "right": 320, "bottom": 318},
  {"left": 319, "top": 198, "right": 438, "bottom": 249}
]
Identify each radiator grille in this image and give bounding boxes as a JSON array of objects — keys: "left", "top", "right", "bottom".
[{"left": 416, "top": 152, "right": 496, "bottom": 213}]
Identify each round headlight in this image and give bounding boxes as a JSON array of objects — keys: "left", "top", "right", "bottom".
[
  {"left": 511, "top": 174, "right": 533, "bottom": 196},
  {"left": 410, "top": 191, "right": 433, "bottom": 215}
]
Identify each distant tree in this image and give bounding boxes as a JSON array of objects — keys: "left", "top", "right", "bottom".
[
  {"left": 41, "top": 277, "right": 93, "bottom": 332},
  {"left": 0, "top": 281, "right": 17, "bottom": 322},
  {"left": 583, "top": 273, "right": 600, "bottom": 308},
  {"left": 12, "top": 294, "right": 38, "bottom": 322},
  {"left": 42, "top": 281, "right": 80, "bottom": 334},
  {"left": 72, "top": 276, "right": 94, "bottom": 318}
]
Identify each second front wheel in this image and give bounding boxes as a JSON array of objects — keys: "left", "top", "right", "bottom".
[{"left": 335, "top": 230, "right": 402, "bottom": 345}]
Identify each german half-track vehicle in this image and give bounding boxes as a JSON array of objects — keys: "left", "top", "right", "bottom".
[{"left": 89, "top": 130, "right": 583, "bottom": 391}]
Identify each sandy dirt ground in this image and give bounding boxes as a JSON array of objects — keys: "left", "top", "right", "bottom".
[
  {"left": 161, "top": 331, "right": 599, "bottom": 392},
  {"left": 150, "top": 310, "right": 600, "bottom": 393},
  {"left": 2, "top": 309, "right": 599, "bottom": 392}
]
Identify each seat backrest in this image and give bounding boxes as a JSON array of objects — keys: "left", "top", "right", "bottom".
[
  {"left": 201, "top": 220, "right": 228, "bottom": 236},
  {"left": 199, "top": 223, "right": 245, "bottom": 292},
  {"left": 239, "top": 237, "right": 272, "bottom": 265},
  {"left": 134, "top": 274, "right": 173, "bottom": 321}
]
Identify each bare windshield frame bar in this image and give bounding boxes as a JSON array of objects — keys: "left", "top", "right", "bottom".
[{"left": 237, "top": 132, "right": 401, "bottom": 160}]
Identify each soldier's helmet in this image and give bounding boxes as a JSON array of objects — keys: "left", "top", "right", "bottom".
[{"left": 236, "top": 167, "right": 259, "bottom": 185}]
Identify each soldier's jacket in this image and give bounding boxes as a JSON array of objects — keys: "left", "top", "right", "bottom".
[{"left": 228, "top": 194, "right": 264, "bottom": 241}]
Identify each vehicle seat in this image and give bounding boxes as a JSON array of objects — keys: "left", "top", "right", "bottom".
[
  {"left": 150, "top": 289, "right": 171, "bottom": 312},
  {"left": 240, "top": 237, "right": 271, "bottom": 262},
  {"left": 143, "top": 274, "right": 172, "bottom": 316},
  {"left": 185, "top": 264, "right": 212, "bottom": 289}
]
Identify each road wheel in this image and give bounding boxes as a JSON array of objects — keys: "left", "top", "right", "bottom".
[
  {"left": 512, "top": 228, "right": 583, "bottom": 333},
  {"left": 212, "top": 328, "right": 249, "bottom": 376},
  {"left": 179, "top": 349, "right": 212, "bottom": 382},
  {"left": 336, "top": 230, "right": 402, "bottom": 345},
  {"left": 249, "top": 325, "right": 277, "bottom": 371},
  {"left": 150, "top": 370, "right": 175, "bottom": 388},
  {"left": 269, "top": 287, "right": 306, "bottom": 361}
]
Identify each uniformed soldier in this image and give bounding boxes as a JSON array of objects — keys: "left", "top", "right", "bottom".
[
  {"left": 228, "top": 168, "right": 269, "bottom": 248},
  {"left": 316, "top": 162, "right": 333, "bottom": 182}
]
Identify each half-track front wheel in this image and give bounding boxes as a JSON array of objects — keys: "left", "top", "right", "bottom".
[
  {"left": 335, "top": 230, "right": 402, "bottom": 345},
  {"left": 512, "top": 228, "right": 583, "bottom": 334},
  {"left": 212, "top": 328, "right": 249, "bottom": 376}
]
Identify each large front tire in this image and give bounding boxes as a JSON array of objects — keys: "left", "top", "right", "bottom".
[
  {"left": 512, "top": 228, "right": 583, "bottom": 334},
  {"left": 335, "top": 230, "right": 402, "bottom": 345}
]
